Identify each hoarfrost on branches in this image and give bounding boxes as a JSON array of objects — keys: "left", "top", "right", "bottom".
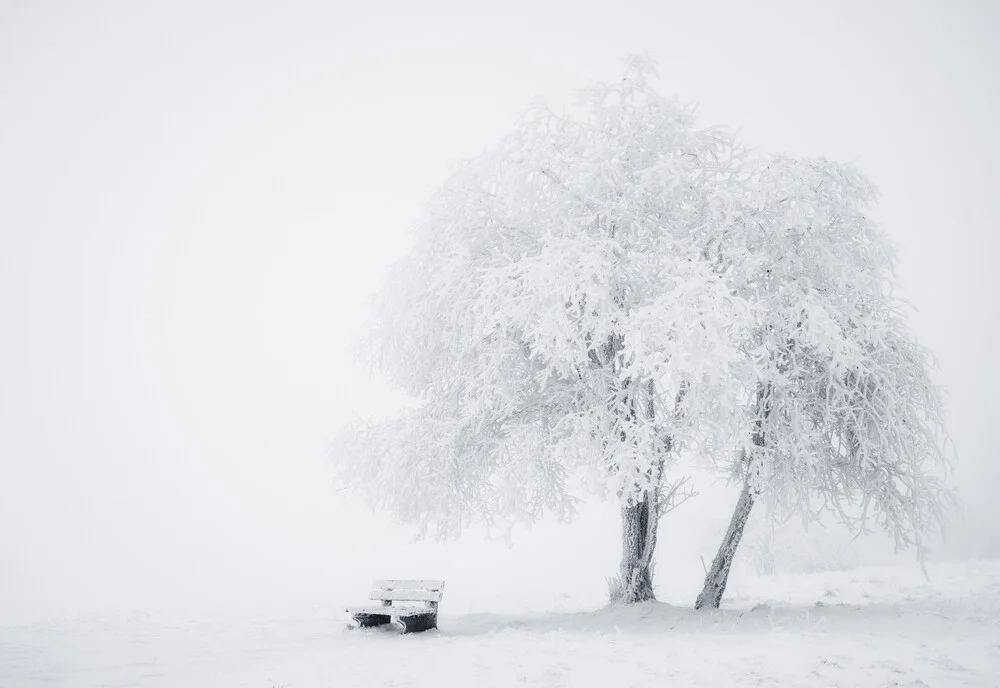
[
  {"left": 335, "top": 57, "right": 952, "bottom": 606},
  {"left": 337, "top": 59, "right": 753, "bottom": 600},
  {"left": 695, "top": 155, "right": 953, "bottom": 608}
]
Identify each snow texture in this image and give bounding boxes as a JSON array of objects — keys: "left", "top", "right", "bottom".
[{"left": 3, "top": 559, "right": 997, "bottom": 687}]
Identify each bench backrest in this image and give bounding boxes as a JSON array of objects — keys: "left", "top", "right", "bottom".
[{"left": 370, "top": 579, "right": 445, "bottom": 607}]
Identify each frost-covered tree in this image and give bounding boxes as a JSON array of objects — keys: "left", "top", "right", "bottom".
[
  {"left": 336, "top": 59, "right": 952, "bottom": 608},
  {"left": 693, "top": 156, "right": 953, "bottom": 609},
  {"left": 336, "top": 59, "right": 754, "bottom": 603}
]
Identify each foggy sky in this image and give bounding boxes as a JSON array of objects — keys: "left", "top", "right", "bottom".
[{"left": 1, "top": 0, "right": 997, "bottom": 625}]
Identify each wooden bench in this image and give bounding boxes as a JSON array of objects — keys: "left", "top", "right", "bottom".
[{"left": 346, "top": 580, "right": 445, "bottom": 634}]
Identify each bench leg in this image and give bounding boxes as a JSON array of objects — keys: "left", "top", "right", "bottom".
[
  {"left": 393, "top": 613, "right": 437, "bottom": 634},
  {"left": 352, "top": 613, "right": 392, "bottom": 628}
]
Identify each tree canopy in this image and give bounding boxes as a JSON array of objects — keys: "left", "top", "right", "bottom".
[{"left": 335, "top": 57, "right": 952, "bottom": 605}]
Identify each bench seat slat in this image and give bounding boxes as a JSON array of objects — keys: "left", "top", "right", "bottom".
[
  {"left": 347, "top": 605, "right": 435, "bottom": 617},
  {"left": 372, "top": 579, "right": 445, "bottom": 590}
]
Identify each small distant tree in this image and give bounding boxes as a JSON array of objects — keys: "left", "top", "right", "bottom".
[
  {"left": 336, "top": 59, "right": 753, "bottom": 603},
  {"left": 694, "top": 156, "right": 953, "bottom": 609}
]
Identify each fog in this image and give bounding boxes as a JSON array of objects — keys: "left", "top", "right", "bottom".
[{"left": 1, "top": 0, "right": 997, "bottom": 626}]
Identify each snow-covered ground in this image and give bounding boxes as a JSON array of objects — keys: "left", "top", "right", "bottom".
[{"left": 2, "top": 559, "right": 998, "bottom": 687}]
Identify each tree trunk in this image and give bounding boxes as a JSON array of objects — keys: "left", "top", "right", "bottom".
[
  {"left": 603, "top": 329, "right": 663, "bottom": 604},
  {"left": 695, "top": 384, "right": 771, "bottom": 610},
  {"left": 614, "top": 490, "right": 658, "bottom": 603},
  {"left": 694, "top": 480, "right": 755, "bottom": 609}
]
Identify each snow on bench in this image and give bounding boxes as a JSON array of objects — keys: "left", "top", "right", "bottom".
[{"left": 346, "top": 580, "right": 445, "bottom": 634}]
